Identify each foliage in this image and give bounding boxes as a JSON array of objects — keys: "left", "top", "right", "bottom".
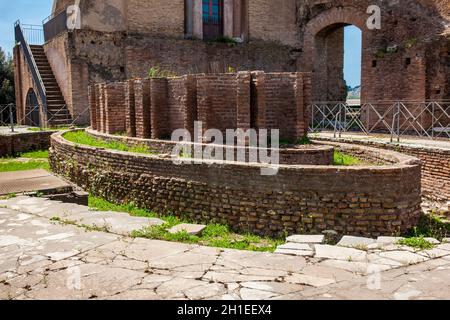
[
  {"left": 63, "top": 131, "right": 157, "bottom": 155},
  {"left": 333, "top": 151, "right": 362, "bottom": 166},
  {"left": 407, "top": 213, "right": 450, "bottom": 241},
  {"left": 89, "top": 196, "right": 282, "bottom": 252},
  {"left": 0, "top": 47, "right": 14, "bottom": 105},
  {"left": 397, "top": 237, "right": 435, "bottom": 250},
  {"left": 148, "top": 66, "right": 177, "bottom": 78}
]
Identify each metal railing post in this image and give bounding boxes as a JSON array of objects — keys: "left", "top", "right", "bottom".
[{"left": 9, "top": 104, "right": 15, "bottom": 133}]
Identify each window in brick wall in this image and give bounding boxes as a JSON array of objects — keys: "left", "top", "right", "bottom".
[{"left": 202, "top": 0, "right": 223, "bottom": 40}]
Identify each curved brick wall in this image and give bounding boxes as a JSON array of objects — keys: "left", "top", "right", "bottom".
[
  {"left": 314, "top": 137, "right": 450, "bottom": 202},
  {"left": 50, "top": 131, "right": 422, "bottom": 237},
  {"left": 85, "top": 128, "right": 334, "bottom": 166}
]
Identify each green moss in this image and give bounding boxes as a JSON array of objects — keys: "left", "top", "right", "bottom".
[
  {"left": 333, "top": 151, "right": 362, "bottom": 166},
  {"left": 63, "top": 131, "right": 157, "bottom": 155}
]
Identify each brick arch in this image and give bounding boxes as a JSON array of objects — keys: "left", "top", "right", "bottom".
[{"left": 301, "top": 7, "right": 369, "bottom": 101}]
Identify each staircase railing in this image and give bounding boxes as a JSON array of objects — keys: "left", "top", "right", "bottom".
[{"left": 14, "top": 20, "right": 48, "bottom": 117}]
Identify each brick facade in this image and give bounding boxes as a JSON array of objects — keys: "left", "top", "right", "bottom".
[{"left": 89, "top": 72, "right": 312, "bottom": 142}]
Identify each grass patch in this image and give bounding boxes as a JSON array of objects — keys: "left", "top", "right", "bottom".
[
  {"left": 397, "top": 237, "right": 435, "bottom": 250},
  {"left": 20, "top": 150, "right": 49, "bottom": 159},
  {"left": 0, "top": 160, "right": 50, "bottom": 172},
  {"left": 89, "top": 196, "right": 282, "bottom": 252},
  {"left": 63, "top": 131, "right": 157, "bottom": 155},
  {"left": 333, "top": 151, "right": 362, "bottom": 166}
]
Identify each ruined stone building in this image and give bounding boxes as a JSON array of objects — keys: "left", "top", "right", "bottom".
[{"left": 13, "top": 0, "right": 450, "bottom": 126}]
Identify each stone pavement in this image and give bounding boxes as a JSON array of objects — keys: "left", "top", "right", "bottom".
[
  {"left": 312, "top": 131, "right": 450, "bottom": 151},
  {"left": 0, "top": 170, "right": 73, "bottom": 196},
  {"left": 1, "top": 196, "right": 450, "bottom": 300}
]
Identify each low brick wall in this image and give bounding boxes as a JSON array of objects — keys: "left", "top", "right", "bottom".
[
  {"left": 314, "top": 137, "right": 450, "bottom": 202},
  {"left": 50, "top": 131, "right": 422, "bottom": 237},
  {"left": 0, "top": 131, "right": 55, "bottom": 157},
  {"left": 86, "top": 128, "right": 334, "bottom": 165}
]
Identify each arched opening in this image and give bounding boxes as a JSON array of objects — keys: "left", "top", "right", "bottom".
[
  {"left": 25, "top": 89, "right": 41, "bottom": 127},
  {"left": 313, "top": 23, "right": 362, "bottom": 102}
]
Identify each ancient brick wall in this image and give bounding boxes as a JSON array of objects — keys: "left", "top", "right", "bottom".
[
  {"left": 86, "top": 127, "right": 335, "bottom": 166},
  {"left": 0, "top": 131, "right": 55, "bottom": 157},
  {"left": 90, "top": 72, "right": 311, "bottom": 141},
  {"left": 315, "top": 137, "right": 450, "bottom": 202},
  {"left": 50, "top": 131, "right": 422, "bottom": 237},
  {"left": 104, "top": 82, "right": 126, "bottom": 134}
]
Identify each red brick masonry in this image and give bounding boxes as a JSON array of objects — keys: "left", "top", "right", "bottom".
[
  {"left": 50, "top": 131, "right": 422, "bottom": 237},
  {"left": 315, "top": 137, "right": 450, "bottom": 202},
  {"left": 0, "top": 131, "right": 55, "bottom": 157},
  {"left": 88, "top": 72, "right": 312, "bottom": 142}
]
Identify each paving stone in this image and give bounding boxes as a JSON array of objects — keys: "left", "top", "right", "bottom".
[
  {"left": 285, "top": 273, "right": 336, "bottom": 287},
  {"left": 337, "top": 236, "right": 376, "bottom": 248},
  {"left": 286, "top": 235, "right": 325, "bottom": 244},
  {"left": 278, "top": 243, "right": 312, "bottom": 251},
  {"left": 168, "top": 223, "right": 206, "bottom": 236},
  {"left": 239, "top": 288, "right": 278, "bottom": 300},
  {"left": 315, "top": 245, "right": 367, "bottom": 262},
  {"left": 379, "top": 251, "right": 429, "bottom": 265},
  {"left": 424, "top": 238, "right": 440, "bottom": 244},
  {"left": 443, "top": 238, "right": 450, "bottom": 243},
  {"left": 320, "top": 259, "right": 393, "bottom": 274},
  {"left": 274, "top": 249, "right": 314, "bottom": 257},
  {"left": 240, "top": 281, "right": 304, "bottom": 295},
  {"left": 377, "top": 236, "right": 404, "bottom": 244}
]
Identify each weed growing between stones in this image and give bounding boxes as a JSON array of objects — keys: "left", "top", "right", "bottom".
[
  {"left": 89, "top": 196, "right": 283, "bottom": 252},
  {"left": 333, "top": 151, "right": 362, "bottom": 166},
  {"left": 406, "top": 213, "right": 450, "bottom": 241},
  {"left": 397, "top": 237, "right": 435, "bottom": 250}
]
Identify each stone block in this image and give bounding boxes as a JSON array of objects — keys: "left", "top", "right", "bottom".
[
  {"left": 286, "top": 235, "right": 325, "bottom": 244},
  {"left": 168, "top": 223, "right": 206, "bottom": 236}
]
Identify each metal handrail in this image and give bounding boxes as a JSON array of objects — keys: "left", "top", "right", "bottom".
[{"left": 14, "top": 20, "right": 47, "bottom": 117}]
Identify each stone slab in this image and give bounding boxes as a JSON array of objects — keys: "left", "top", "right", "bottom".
[
  {"left": 0, "top": 170, "right": 72, "bottom": 196},
  {"left": 168, "top": 223, "right": 206, "bottom": 236},
  {"left": 377, "top": 237, "right": 404, "bottom": 244},
  {"left": 315, "top": 245, "right": 367, "bottom": 262},
  {"left": 275, "top": 249, "right": 314, "bottom": 257},
  {"left": 277, "top": 243, "right": 312, "bottom": 251},
  {"left": 286, "top": 235, "right": 325, "bottom": 244},
  {"left": 338, "top": 236, "right": 376, "bottom": 248},
  {"left": 424, "top": 238, "right": 440, "bottom": 245}
]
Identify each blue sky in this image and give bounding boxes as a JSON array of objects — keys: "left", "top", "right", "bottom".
[
  {"left": 0, "top": 0, "right": 53, "bottom": 56},
  {"left": 0, "top": 1, "right": 361, "bottom": 87}
]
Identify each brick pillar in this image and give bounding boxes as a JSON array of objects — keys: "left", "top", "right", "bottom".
[
  {"left": 196, "top": 74, "right": 210, "bottom": 136},
  {"left": 250, "top": 71, "right": 267, "bottom": 130},
  {"left": 98, "top": 83, "right": 106, "bottom": 133},
  {"left": 134, "top": 79, "right": 151, "bottom": 139},
  {"left": 150, "top": 78, "right": 169, "bottom": 139},
  {"left": 125, "top": 80, "right": 136, "bottom": 137},
  {"left": 104, "top": 82, "right": 126, "bottom": 134},
  {"left": 294, "top": 73, "right": 306, "bottom": 139},
  {"left": 88, "top": 85, "right": 97, "bottom": 131},
  {"left": 302, "top": 72, "right": 312, "bottom": 136},
  {"left": 236, "top": 71, "right": 251, "bottom": 131},
  {"left": 184, "top": 75, "right": 198, "bottom": 137}
]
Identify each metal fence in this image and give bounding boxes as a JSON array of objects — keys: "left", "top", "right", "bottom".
[
  {"left": 0, "top": 104, "right": 90, "bottom": 131},
  {"left": 309, "top": 101, "right": 450, "bottom": 141},
  {"left": 21, "top": 24, "right": 45, "bottom": 45}
]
